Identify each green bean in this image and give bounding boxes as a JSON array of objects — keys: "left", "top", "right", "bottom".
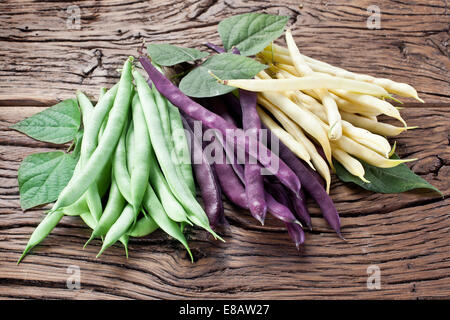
[
  {"left": 97, "top": 204, "right": 135, "bottom": 257},
  {"left": 127, "top": 102, "right": 190, "bottom": 225},
  {"left": 62, "top": 160, "right": 88, "bottom": 216},
  {"left": 113, "top": 118, "right": 132, "bottom": 204},
  {"left": 148, "top": 144, "right": 191, "bottom": 225},
  {"left": 168, "top": 103, "right": 196, "bottom": 196},
  {"left": 126, "top": 122, "right": 134, "bottom": 174},
  {"left": 81, "top": 84, "right": 118, "bottom": 165},
  {"left": 141, "top": 183, "right": 193, "bottom": 261},
  {"left": 153, "top": 87, "right": 186, "bottom": 191},
  {"left": 153, "top": 86, "right": 172, "bottom": 146},
  {"left": 82, "top": 86, "right": 119, "bottom": 222},
  {"left": 97, "top": 94, "right": 152, "bottom": 255},
  {"left": 115, "top": 120, "right": 133, "bottom": 255},
  {"left": 76, "top": 91, "right": 94, "bottom": 126},
  {"left": 76, "top": 92, "right": 103, "bottom": 222},
  {"left": 129, "top": 94, "right": 151, "bottom": 215},
  {"left": 51, "top": 57, "right": 133, "bottom": 211},
  {"left": 119, "top": 235, "right": 129, "bottom": 258},
  {"left": 63, "top": 112, "right": 111, "bottom": 220},
  {"left": 63, "top": 154, "right": 111, "bottom": 216},
  {"left": 85, "top": 177, "right": 125, "bottom": 246},
  {"left": 133, "top": 70, "right": 222, "bottom": 241},
  {"left": 18, "top": 210, "right": 64, "bottom": 263},
  {"left": 128, "top": 213, "right": 158, "bottom": 237},
  {"left": 80, "top": 211, "right": 97, "bottom": 230}
]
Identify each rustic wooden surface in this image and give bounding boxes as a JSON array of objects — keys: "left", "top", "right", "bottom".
[{"left": 0, "top": 0, "right": 449, "bottom": 300}]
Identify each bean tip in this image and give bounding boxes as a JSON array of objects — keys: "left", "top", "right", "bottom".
[
  {"left": 83, "top": 234, "right": 95, "bottom": 249},
  {"left": 337, "top": 231, "right": 346, "bottom": 241},
  {"left": 255, "top": 215, "right": 265, "bottom": 226},
  {"left": 17, "top": 248, "right": 30, "bottom": 265},
  {"left": 96, "top": 246, "right": 106, "bottom": 258}
]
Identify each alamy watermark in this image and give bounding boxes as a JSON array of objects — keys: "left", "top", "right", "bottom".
[
  {"left": 66, "top": 265, "right": 81, "bottom": 290},
  {"left": 367, "top": 5, "right": 381, "bottom": 29},
  {"left": 66, "top": 5, "right": 81, "bottom": 30},
  {"left": 367, "top": 265, "right": 381, "bottom": 290}
]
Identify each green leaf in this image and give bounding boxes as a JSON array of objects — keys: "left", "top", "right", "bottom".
[
  {"left": 218, "top": 13, "right": 289, "bottom": 56},
  {"left": 18, "top": 151, "right": 79, "bottom": 210},
  {"left": 11, "top": 99, "right": 80, "bottom": 144},
  {"left": 334, "top": 154, "right": 442, "bottom": 195},
  {"left": 179, "top": 53, "right": 267, "bottom": 98},
  {"left": 147, "top": 43, "right": 209, "bottom": 66}
]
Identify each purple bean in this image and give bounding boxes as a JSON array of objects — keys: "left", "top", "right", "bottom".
[
  {"left": 181, "top": 115, "right": 225, "bottom": 227},
  {"left": 276, "top": 135, "right": 342, "bottom": 238},
  {"left": 292, "top": 188, "right": 313, "bottom": 231},
  {"left": 227, "top": 154, "right": 298, "bottom": 225},
  {"left": 211, "top": 141, "right": 248, "bottom": 210},
  {"left": 265, "top": 180, "right": 306, "bottom": 248},
  {"left": 240, "top": 88, "right": 267, "bottom": 225},
  {"left": 221, "top": 93, "right": 341, "bottom": 237},
  {"left": 205, "top": 43, "right": 225, "bottom": 53},
  {"left": 264, "top": 192, "right": 298, "bottom": 224},
  {"left": 139, "top": 56, "right": 301, "bottom": 197},
  {"left": 205, "top": 43, "right": 239, "bottom": 55},
  {"left": 285, "top": 223, "right": 305, "bottom": 250},
  {"left": 208, "top": 94, "right": 266, "bottom": 224}
]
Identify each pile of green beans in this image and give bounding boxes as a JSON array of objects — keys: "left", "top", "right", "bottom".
[{"left": 18, "top": 57, "right": 218, "bottom": 263}]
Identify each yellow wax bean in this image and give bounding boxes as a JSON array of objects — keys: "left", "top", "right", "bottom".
[
  {"left": 221, "top": 75, "right": 389, "bottom": 96},
  {"left": 341, "top": 112, "right": 415, "bottom": 136},
  {"left": 332, "top": 89, "right": 407, "bottom": 126},
  {"left": 258, "top": 90, "right": 333, "bottom": 165},
  {"left": 331, "top": 147, "right": 370, "bottom": 183},
  {"left": 260, "top": 95, "right": 332, "bottom": 193},
  {"left": 263, "top": 43, "right": 423, "bottom": 102},
  {"left": 341, "top": 120, "right": 391, "bottom": 157},
  {"left": 334, "top": 135, "right": 416, "bottom": 168},
  {"left": 256, "top": 105, "right": 313, "bottom": 168}
]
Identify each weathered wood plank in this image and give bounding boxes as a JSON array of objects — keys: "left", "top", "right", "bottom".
[
  {"left": 0, "top": 199, "right": 448, "bottom": 299},
  {"left": 0, "top": 101, "right": 448, "bottom": 299},
  {"left": 0, "top": 0, "right": 448, "bottom": 103},
  {"left": 0, "top": 0, "right": 449, "bottom": 300}
]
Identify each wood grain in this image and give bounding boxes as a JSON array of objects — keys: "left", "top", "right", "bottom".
[
  {"left": 0, "top": 0, "right": 449, "bottom": 300},
  {"left": 0, "top": 0, "right": 448, "bottom": 103},
  {"left": 1, "top": 103, "right": 448, "bottom": 299}
]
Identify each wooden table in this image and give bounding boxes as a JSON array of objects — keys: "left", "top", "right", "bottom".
[{"left": 0, "top": 0, "right": 448, "bottom": 300}]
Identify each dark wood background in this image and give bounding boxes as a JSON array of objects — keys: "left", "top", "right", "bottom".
[{"left": 0, "top": 0, "right": 448, "bottom": 299}]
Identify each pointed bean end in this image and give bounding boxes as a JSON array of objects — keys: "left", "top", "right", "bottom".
[
  {"left": 17, "top": 247, "right": 31, "bottom": 264},
  {"left": 187, "top": 248, "right": 194, "bottom": 263},
  {"left": 83, "top": 234, "right": 95, "bottom": 249},
  {"left": 415, "top": 95, "right": 425, "bottom": 103},
  {"left": 255, "top": 215, "right": 265, "bottom": 226},
  {"left": 337, "top": 231, "right": 346, "bottom": 241},
  {"left": 294, "top": 220, "right": 303, "bottom": 227},
  {"left": 96, "top": 246, "right": 107, "bottom": 258},
  {"left": 360, "top": 176, "right": 371, "bottom": 184}
]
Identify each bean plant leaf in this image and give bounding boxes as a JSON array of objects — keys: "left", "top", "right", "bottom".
[
  {"left": 334, "top": 154, "right": 442, "bottom": 195},
  {"left": 147, "top": 43, "right": 209, "bottom": 66},
  {"left": 11, "top": 99, "right": 80, "bottom": 144},
  {"left": 18, "top": 151, "right": 79, "bottom": 210},
  {"left": 179, "top": 53, "right": 267, "bottom": 97},
  {"left": 218, "top": 13, "right": 289, "bottom": 56}
]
